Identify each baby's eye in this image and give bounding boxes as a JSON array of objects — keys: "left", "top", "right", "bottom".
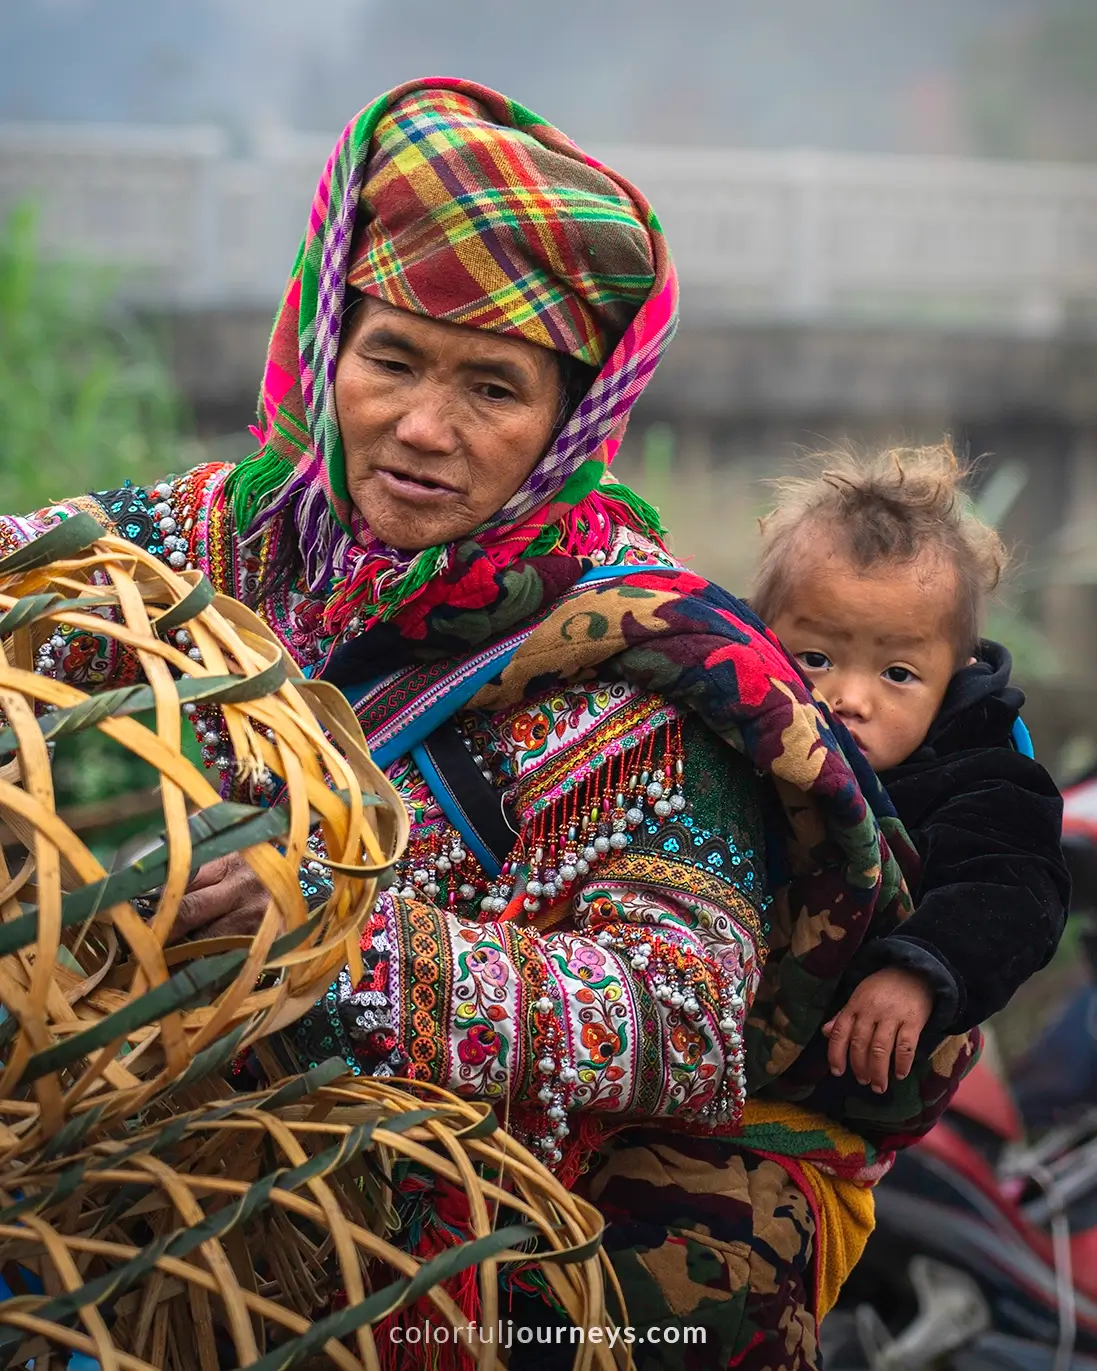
[
  {"left": 798, "top": 651, "right": 832, "bottom": 671},
  {"left": 883, "top": 666, "right": 917, "bottom": 684}
]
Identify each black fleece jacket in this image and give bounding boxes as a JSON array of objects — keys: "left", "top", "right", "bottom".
[{"left": 851, "top": 640, "right": 1070, "bottom": 1038}]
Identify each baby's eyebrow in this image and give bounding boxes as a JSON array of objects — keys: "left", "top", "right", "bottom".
[
  {"left": 875, "top": 632, "right": 931, "bottom": 649},
  {"left": 792, "top": 617, "right": 932, "bottom": 650},
  {"left": 793, "top": 617, "right": 852, "bottom": 640}
]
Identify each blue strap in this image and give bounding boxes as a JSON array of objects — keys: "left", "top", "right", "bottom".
[
  {"left": 1012, "top": 716, "right": 1035, "bottom": 758},
  {"left": 570, "top": 562, "right": 652, "bottom": 585},
  {"left": 367, "top": 650, "right": 526, "bottom": 771},
  {"left": 411, "top": 740, "right": 505, "bottom": 876}
]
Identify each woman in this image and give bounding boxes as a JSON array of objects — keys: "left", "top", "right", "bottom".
[{"left": 2, "top": 82, "right": 977, "bottom": 1368}]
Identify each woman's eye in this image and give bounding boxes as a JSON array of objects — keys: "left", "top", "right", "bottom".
[
  {"left": 477, "top": 383, "right": 515, "bottom": 402},
  {"left": 370, "top": 357, "right": 411, "bottom": 375},
  {"left": 884, "top": 666, "right": 916, "bottom": 684},
  {"left": 799, "top": 651, "right": 831, "bottom": 670}
]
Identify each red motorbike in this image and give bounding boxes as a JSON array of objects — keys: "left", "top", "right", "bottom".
[{"left": 823, "top": 1055, "right": 1097, "bottom": 1369}]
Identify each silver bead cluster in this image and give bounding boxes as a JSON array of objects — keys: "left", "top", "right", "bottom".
[
  {"left": 478, "top": 875, "right": 512, "bottom": 916},
  {"left": 172, "top": 627, "right": 204, "bottom": 667},
  {"left": 300, "top": 830, "right": 334, "bottom": 902},
  {"left": 35, "top": 629, "right": 67, "bottom": 678},
  {"left": 595, "top": 923, "right": 747, "bottom": 1129},
  {"left": 451, "top": 717, "right": 689, "bottom": 918},
  {"left": 183, "top": 695, "right": 279, "bottom": 798},
  {"left": 181, "top": 655, "right": 277, "bottom": 798},
  {"left": 152, "top": 481, "right": 195, "bottom": 572},
  {"left": 644, "top": 762, "right": 687, "bottom": 821},
  {"left": 707, "top": 987, "right": 748, "bottom": 1126},
  {"left": 394, "top": 836, "right": 469, "bottom": 903},
  {"left": 530, "top": 972, "right": 577, "bottom": 1168}
]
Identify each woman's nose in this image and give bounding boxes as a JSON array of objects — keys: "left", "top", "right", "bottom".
[{"left": 393, "top": 385, "right": 458, "bottom": 454}]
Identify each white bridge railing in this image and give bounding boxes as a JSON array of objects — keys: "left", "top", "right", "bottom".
[{"left": 2, "top": 122, "right": 1096, "bottom": 334}]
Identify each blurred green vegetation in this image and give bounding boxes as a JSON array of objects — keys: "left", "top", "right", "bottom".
[
  {"left": 0, "top": 202, "right": 198, "bottom": 852},
  {"left": 50, "top": 723, "right": 169, "bottom": 866},
  {"left": 971, "top": 461, "right": 1062, "bottom": 684},
  {"left": 0, "top": 201, "right": 186, "bottom": 512},
  {"left": 961, "top": 2, "right": 1097, "bottom": 162}
]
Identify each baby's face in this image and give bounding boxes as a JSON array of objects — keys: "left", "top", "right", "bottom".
[{"left": 768, "top": 542, "right": 960, "bottom": 771}]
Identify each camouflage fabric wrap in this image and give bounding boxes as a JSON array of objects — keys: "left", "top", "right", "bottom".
[{"left": 505, "top": 1134, "right": 821, "bottom": 1371}]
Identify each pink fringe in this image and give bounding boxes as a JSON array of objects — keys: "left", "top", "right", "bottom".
[{"left": 557, "top": 491, "right": 666, "bottom": 558}]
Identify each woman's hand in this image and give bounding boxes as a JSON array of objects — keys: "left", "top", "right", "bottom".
[
  {"left": 823, "top": 967, "right": 934, "bottom": 1094},
  {"left": 170, "top": 853, "right": 270, "bottom": 940}
]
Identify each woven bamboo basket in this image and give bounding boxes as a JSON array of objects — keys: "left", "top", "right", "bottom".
[
  {"left": 0, "top": 515, "right": 408, "bottom": 1160},
  {"left": 0, "top": 1068, "right": 616, "bottom": 1371}
]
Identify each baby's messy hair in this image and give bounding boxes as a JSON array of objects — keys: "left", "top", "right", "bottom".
[{"left": 752, "top": 442, "right": 1008, "bottom": 659}]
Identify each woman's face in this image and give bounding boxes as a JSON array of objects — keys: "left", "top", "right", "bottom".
[{"left": 334, "top": 297, "right": 562, "bottom": 550}]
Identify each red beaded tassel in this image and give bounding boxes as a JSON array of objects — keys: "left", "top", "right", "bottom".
[{"left": 509, "top": 714, "right": 686, "bottom": 923}]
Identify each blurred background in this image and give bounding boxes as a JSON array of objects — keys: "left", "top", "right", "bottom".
[{"left": 2, "top": 0, "right": 1097, "bottom": 1045}]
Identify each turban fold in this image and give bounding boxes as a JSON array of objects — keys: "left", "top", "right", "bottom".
[{"left": 347, "top": 88, "right": 655, "bottom": 369}]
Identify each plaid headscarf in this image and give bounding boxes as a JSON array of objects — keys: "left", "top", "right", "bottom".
[
  {"left": 227, "top": 78, "right": 679, "bottom": 637},
  {"left": 347, "top": 88, "right": 655, "bottom": 368}
]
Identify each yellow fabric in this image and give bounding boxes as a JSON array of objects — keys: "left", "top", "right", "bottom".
[
  {"left": 798, "top": 1157, "right": 876, "bottom": 1318},
  {"left": 738, "top": 1098, "right": 877, "bottom": 1319}
]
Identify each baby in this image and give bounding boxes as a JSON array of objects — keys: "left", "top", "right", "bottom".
[{"left": 752, "top": 444, "right": 1069, "bottom": 1093}]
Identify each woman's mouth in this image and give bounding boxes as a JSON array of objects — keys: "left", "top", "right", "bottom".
[{"left": 375, "top": 468, "right": 462, "bottom": 503}]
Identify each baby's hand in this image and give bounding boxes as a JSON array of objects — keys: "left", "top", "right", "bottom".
[{"left": 823, "top": 968, "right": 933, "bottom": 1094}]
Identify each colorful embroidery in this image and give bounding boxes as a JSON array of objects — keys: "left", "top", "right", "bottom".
[
  {"left": 592, "top": 850, "right": 769, "bottom": 944},
  {"left": 402, "top": 895, "right": 452, "bottom": 1085},
  {"left": 451, "top": 924, "right": 516, "bottom": 1099},
  {"left": 354, "top": 702, "right": 771, "bottom": 1165}
]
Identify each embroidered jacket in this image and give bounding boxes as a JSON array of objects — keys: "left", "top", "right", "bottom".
[{"left": 0, "top": 465, "right": 772, "bottom": 1171}]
